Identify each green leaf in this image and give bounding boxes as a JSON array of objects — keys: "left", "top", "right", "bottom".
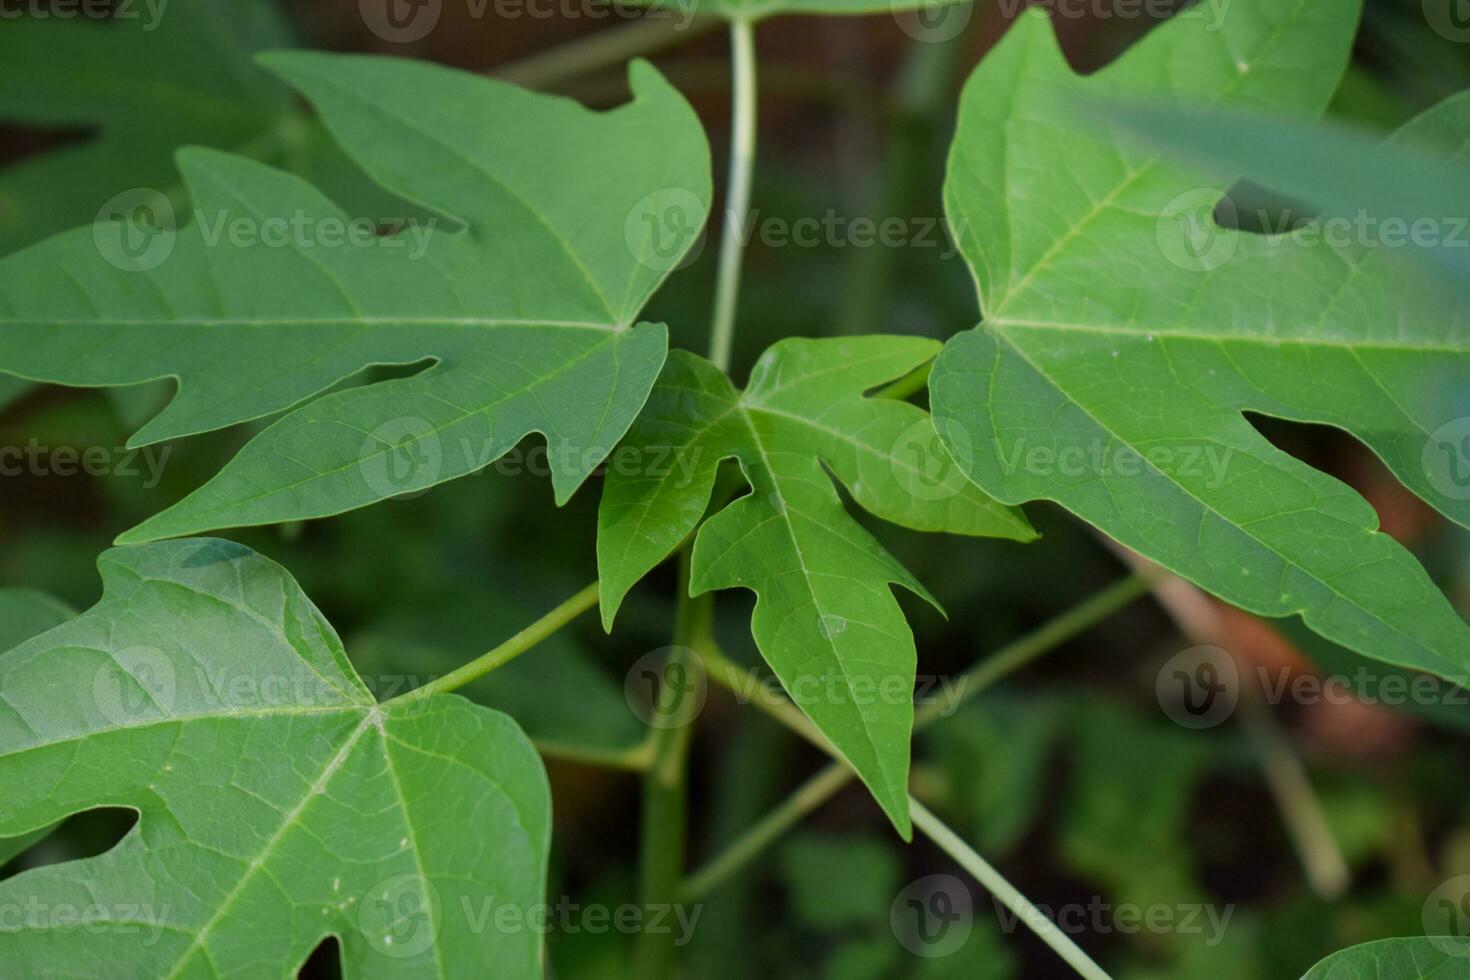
[
  {"left": 0, "top": 0, "right": 295, "bottom": 255},
  {"left": 598, "top": 338, "right": 1033, "bottom": 835},
  {"left": 0, "top": 54, "right": 711, "bottom": 542},
  {"left": 929, "top": 2, "right": 1470, "bottom": 683},
  {"left": 1300, "top": 938, "right": 1468, "bottom": 978},
  {"left": 0, "top": 538, "right": 551, "bottom": 977}
]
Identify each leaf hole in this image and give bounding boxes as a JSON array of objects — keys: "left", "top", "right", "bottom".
[
  {"left": 298, "top": 935, "right": 344, "bottom": 980},
  {"left": 0, "top": 807, "right": 138, "bottom": 881},
  {"left": 1242, "top": 412, "right": 1437, "bottom": 544}
]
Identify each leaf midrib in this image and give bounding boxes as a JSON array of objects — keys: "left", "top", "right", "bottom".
[
  {"left": 161, "top": 710, "right": 378, "bottom": 979},
  {"left": 729, "top": 404, "right": 897, "bottom": 799}
]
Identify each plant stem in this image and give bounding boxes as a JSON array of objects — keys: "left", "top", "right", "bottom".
[
  {"left": 491, "top": 16, "right": 721, "bottom": 90},
  {"left": 635, "top": 555, "right": 709, "bottom": 979},
  {"left": 697, "top": 632, "right": 1126, "bottom": 977},
  {"left": 914, "top": 573, "right": 1151, "bottom": 726},
  {"left": 393, "top": 582, "right": 599, "bottom": 703},
  {"left": 910, "top": 799, "right": 1113, "bottom": 980},
  {"left": 707, "top": 19, "right": 758, "bottom": 373},
  {"left": 534, "top": 738, "right": 653, "bottom": 773},
  {"left": 684, "top": 575, "right": 1148, "bottom": 894},
  {"left": 872, "top": 361, "right": 932, "bottom": 402},
  {"left": 681, "top": 761, "right": 850, "bottom": 901}
]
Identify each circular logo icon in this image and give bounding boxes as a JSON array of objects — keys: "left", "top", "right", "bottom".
[
  {"left": 361, "top": 0, "right": 442, "bottom": 43},
  {"left": 1423, "top": 875, "right": 1470, "bottom": 957},
  {"left": 1157, "top": 188, "right": 1237, "bottom": 273},
  {"left": 1423, "top": 417, "right": 1470, "bottom": 502},
  {"left": 891, "top": 874, "right": 973, "bottom": 958},
  {"left": 360, "top": 874, "right": 441, "bottom": 958},
  {"left": 1156, "top": 645, "right": 1239, "bottom": 729},
  {"left": 624, "top": 646, "right": 707, "bottom": 729},
  {"left": 892, "top": 417, "right": 971, "bottom": 502},
  {"left": 359, "top": 417, "right": 444, "bottom": 501},
  {"left": 1424, "top": 0, "right": 1470, "bottom": 41},
  {"left": 92, "top": 646, "right": 177, "bottom": 727},
  {"left": 893, "top": 0, "right": 974, "bottom": 43},
  {"left": 624, "top": 188, "right": 707, "bottom": 273},
  {"left": 93, "top": 188, "right": 176, "bottom": 273}
]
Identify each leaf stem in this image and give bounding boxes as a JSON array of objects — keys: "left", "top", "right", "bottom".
[
  {"left": 914, "top": 573, "right": 1151, "bottom": 726},
  {"left": 392, "top": 582, "right": 600, "bottom": 703},
  {"left": 635, "top": 555, "right": 709, "bottom": 979},
  {"left": 909, "top": 799, "right": 1113, "bottom": 980},
  {"left": 534, "top": 738, "right": 653, "bottom": 772},
  {"left": 680, "top": 761, "right": 850, "bottom": 901},
  {"left": 683, "top": 575, "right": 1149, "bottom": 897},
  {"left": 491, "top": 16, "right": 722, "bottom": 90},
  {"left": 707, "top": 19, "right": 758, "bottom": 373},
  {"left": 696, "top": 633, "right": 1123, "bottom": 977}
]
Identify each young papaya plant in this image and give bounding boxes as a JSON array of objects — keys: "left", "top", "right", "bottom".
[{"left": 1, "top": 1, "right": 1467, "bottom": 977}]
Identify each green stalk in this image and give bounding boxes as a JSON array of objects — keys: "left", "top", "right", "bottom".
[
  {"left": 392, "top": 582, "right": 599, "bottom": 703},
  {"left": 707, "top": 19, "right": 759, "bottom": 373},
  {"left": 685, "top": 575, "right": 1148, "bottom": 877},
  {"left": 491, "top": 16, "right": 721, "bottom": 90},
  {"left": 914, "top": 574, "right": 1150, "bottom": 726},
  {"left": 688, "top": 576, "right": 1150, "bottom": 977},
  {"left": 910, "top": 799, "right": 1113, "bottom": 980},
  {"left": 681, "top": 761, "right": 850, "bottom": 901},
  {"left": 635, "top": 554, "right": 710, "bottom": 978}
]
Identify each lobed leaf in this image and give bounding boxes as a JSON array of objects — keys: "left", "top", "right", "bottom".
[
  {"left": 0, "top": 54, "right": 712, "bottom": 543},
  {"left": 930, "top": 1, "right": 1470, "bottom": 682},
  {"left": 599, "top": 337, "right": 1034, "bottom": 834},
  {"left": 0, "top": 539, "right": 550, "bottom": 977}
]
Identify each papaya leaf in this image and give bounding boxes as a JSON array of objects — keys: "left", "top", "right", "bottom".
[
  {"left": 0, "top": 54, "right": 711, "bottom": 544},
  {"left": 929, "top": 2, "right": 1470, "bottom": 682},
  {"left": 1300, "top": 938, "right": 1467, "bottom": 978},
  {"left": 0, "top": 539, "right": 551, "bottom": 977},
  {"left": 598, "top": 338, "right": 1034, "bottom": 834}
]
